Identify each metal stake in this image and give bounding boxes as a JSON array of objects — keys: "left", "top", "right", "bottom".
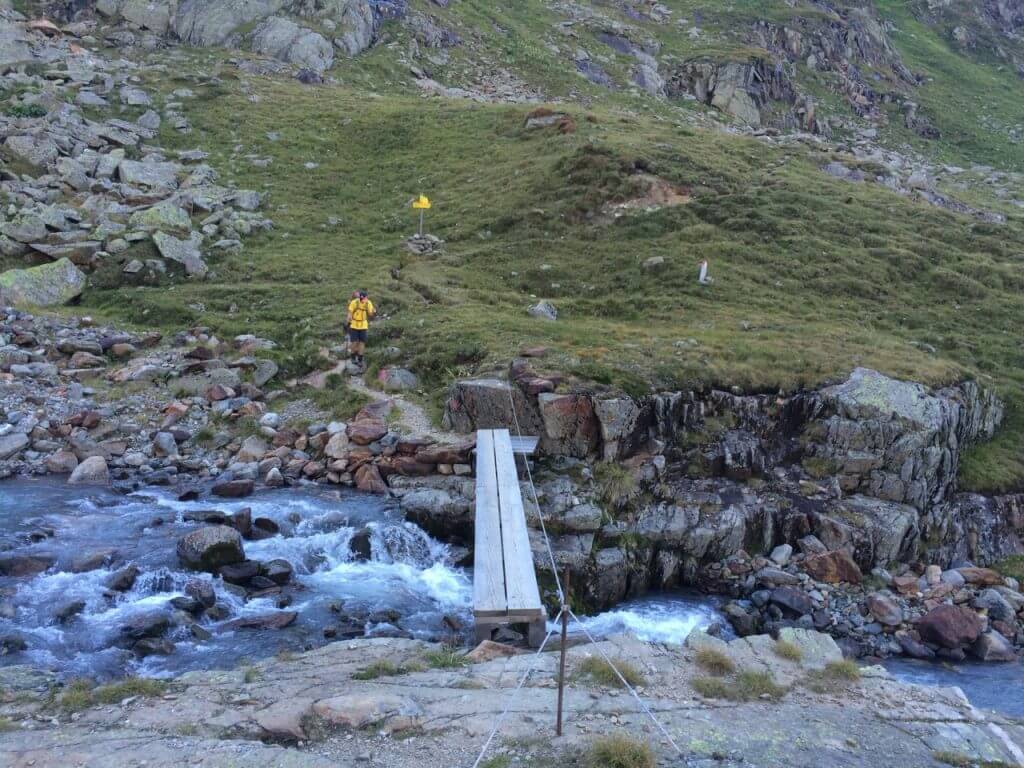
[
  {"left": 418, "top": 209, "right": 424, "bottom": 237},
  {"left": 556, "top": 566, "right": 570, "bottom": 736}
]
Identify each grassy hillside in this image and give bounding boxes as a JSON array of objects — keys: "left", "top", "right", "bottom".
[{"left": 66, "top": 0, "right": 1024, "bottom": 492}]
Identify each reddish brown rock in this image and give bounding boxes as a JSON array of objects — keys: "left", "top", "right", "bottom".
[
  {"left": 893, "top": 574, "right": 920, "bottom": 596},
  {"left": 802, "top": 550, "right": 862, "bottom": 585},
  {"left": 347, "top": 420, "right": 388, "bottom": 446},
  {"left": 205, "top": 384, "right": 235, "bottom": 401},
  {"left": 161, "top": 401, "right": 189, "bottom": 429},
  {"left": 381, "top": 456, "right": 433, "bottom": 477},
  {"left": 396, "top": 437, "right": 434, "bottom": 455},
  {"left": 415, "top": 441, "right": 474, "bottom": 465},
  {"left": 354, "top": 463, "right": 387, "bottom": 494},
  {"left": 273, "top": 429, "right": 300, "bottom": 448},
  {"left": 955, "top": 567, "right": 1004, "bottom": 586},
  {"left": 916, "top": 604, "right": 984, "bottom": 649}
]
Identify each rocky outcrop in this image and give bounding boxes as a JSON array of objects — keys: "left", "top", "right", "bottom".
[
  {"left": 666, "top": 58, "right": 795, "bottom": 127},
  {"left": 797, "top": 368, "right": 1003, "bottom": 511},
  {"left": 93, "top": 0, "right": 399, "bottom": 62}
]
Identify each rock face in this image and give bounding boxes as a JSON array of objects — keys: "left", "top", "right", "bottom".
[
  {"left": 95, "top": 0, "right": 393, "bottom": 62},
  {"left": 800, "top": 368, "right": 1003, "bottom": 511},
  {"left": 176, "top": 525, "right": 245, "bottom": 571},
  {"left": 0, "top": 258, "right": 86, "bottom": 307}
]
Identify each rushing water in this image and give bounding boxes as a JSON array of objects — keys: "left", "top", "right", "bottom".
[
  {"left": 0, "top": 478, "right": 471, "bottom": 680},
  {"left": 567, "top": 592, "right": 734, "bottom": 644},
  {"left": 1, "top": 479, "right": 1020, "bottom": 719}
]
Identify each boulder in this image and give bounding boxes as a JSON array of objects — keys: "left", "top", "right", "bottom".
[
  {"left": 770, "top": 587, "right": 814, "bottom": 616},
  {"left": 916, "top": 604, "right": 983, "bottom": 649},
  {"left": 0, "top": 433, "right": 29, "bottom": 460},
  {"left": 970, "top": 630, "right": 1017, "bottom": 662},
  {"left": 120, "top": 611, "right": 170, "bottom": 640},
  {"left": 68, "top": 455, "right": 109, "bottom": 485},
  {"left": 118, "top": 160, "right": 179, "bottom": 190},
  {"left": 4, "top": 135, "right": 58, "bottom": 170},
  {"left": 185, "top": 578, "right": 216, "bottom": 608},
  {"left": 802, "top": 550, "right": 862, "bottom": 584},
  {"left": 130, "top": 201, "right": 191, "bottom": 232},
  {"left": 537, "top": 393, "right": 599, "bottom": 457},
  {"left": 324, "top": 430, "right": 350, "bottom": 459},
  {"left": 347, "top": 420, "right": 388, "bottom": 445},
  {"left": 212, "top": 478, "right": 254, "bottom": 498},
  {"left": 466, "top": 640, "right": 520, "bottom": 663},
  {"left": 176, "top": 525, "right": 245, "bottom": 571},
  {"left": 0, "top": 258, "right": 86, "bottom": 307},
  {"left": 106, "top": 565, "right": 140, "bottom": 592},
  {"left": 237, "top": 435, "right": 268, "bottom": 463},
  {"left": 251, "top": 16, "right": 334, "bottom": 72},
  {"left": 354, "top": 463, "right": 387, "bottom": 494},
  {"left": 527, "top": 300, "right": 558, "bottom": 321},
  {"left": 377, "top": 367, "right": 418, "bottom": 392},
  {"left": 973, "top": 589, "right": 1016, "bottom": 623},
  {"left": 45, "top": 450, "right": 79, "bottom": 474},
  {"left": 219, "top": 611, "right": 298, "bottom": 631},
  {"left": 152, "top": 231, "right": 207, "bottom": 277},
  {"left": 866, "top": 593, "right": 903, "bottom": 627},
  {"left": 0, "top": 554, "right": 55, "bottom": 577}
]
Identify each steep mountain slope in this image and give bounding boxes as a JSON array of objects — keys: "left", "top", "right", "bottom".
[{"left": 2, "top": 0, "right": 1024, "bottom": 490}]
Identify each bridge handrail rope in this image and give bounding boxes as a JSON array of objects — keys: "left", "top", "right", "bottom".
[
  {"left": 568, "top": 608, "right": 684, "bottom": 756},
  {"left": 463, "top": 384, "right": 684, "bottom": 766},
  {"left": 505, "top": 386, "right": 564, "bottom": 604},
  {"left": 469, "top": 624, "right": 557, "bottom": 768}
]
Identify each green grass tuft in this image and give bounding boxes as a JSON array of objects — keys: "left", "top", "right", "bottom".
[
  {"left": 994, "top": 555, "right": 1024, "bottom": 583},
  {"left": 56, "top": 676, "right": 166, "bottom": 711},
  {"left": 351, "top": 659, "right": 423, "bottom": 680},
  {"left": 583, "top": 734, "right": 656, "bottom": 768},
  {"left": 423, "top": 647, "right": 470, "bottom": 669},
  {"left": 574, "top": 656, "right": 645, "bottom": 689},
  {"left": 594, "top": 463, "right": 638, "bottom": 510},
  {"left": 803, "top": 660, "right": 862, "bottom": 693}
]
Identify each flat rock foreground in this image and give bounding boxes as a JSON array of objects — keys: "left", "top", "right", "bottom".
[{"left": 1, "top": 630, "right": 1022, "bottom": 768}]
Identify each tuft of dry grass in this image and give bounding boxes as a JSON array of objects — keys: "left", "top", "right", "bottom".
[
  {"left": 692, "top": 669, "right": 787, "bottom": 701},
  {"left": 773, "top": 639, "right": 803, "bottom": 662},
  {"left": 583, "top": 734, "right": 656, "bottom": 768},
  {"left": 694, "top": 647, "right": 736, "bottom": 676}
]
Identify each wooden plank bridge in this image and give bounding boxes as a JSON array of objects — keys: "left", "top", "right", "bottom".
[{"left": 473, "top": 429, "right": 546, "bottom": 646}]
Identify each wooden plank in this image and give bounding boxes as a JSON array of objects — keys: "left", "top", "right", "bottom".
[
  {"left": 492, "top": 429, "right": 543, "bottom": 613},
  {"left": 509, "top": 435, "right": 539, "bottom": 455},
  {"left": 473, "top": 430, "right": 506, "bottom": 617}
]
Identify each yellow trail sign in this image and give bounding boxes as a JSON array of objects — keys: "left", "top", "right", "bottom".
[{"left": 412, "top": 195, "right": 431, "bottom": 210}]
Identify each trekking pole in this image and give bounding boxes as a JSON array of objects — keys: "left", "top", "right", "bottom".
[{"left": 555, "top": 566, "right": 570, "bottom": 736}]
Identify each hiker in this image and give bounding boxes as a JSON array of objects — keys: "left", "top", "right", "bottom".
[
  {"left": 344, "top": 290, "right": 358, "bottom": 355},
  {"left": 346, "top": 290, "right": 375, "bottom": 367}
]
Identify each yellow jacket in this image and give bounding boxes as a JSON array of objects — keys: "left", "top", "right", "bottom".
[{"left": 348, "top": 298, "right": 374, "bottom": 330}]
